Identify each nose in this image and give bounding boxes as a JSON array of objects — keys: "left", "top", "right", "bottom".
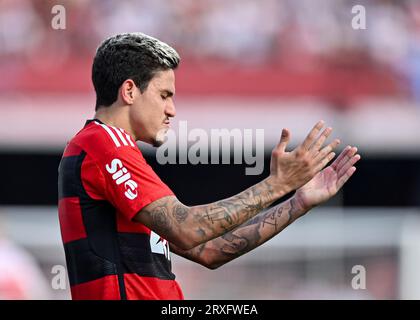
[{"left": 165, "top": 100, "right": 176, "bottom": 118}]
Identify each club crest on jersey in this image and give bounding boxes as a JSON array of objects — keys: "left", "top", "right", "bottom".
[{"left": 106, "top": 158, "right": 138, "bottom": 200}]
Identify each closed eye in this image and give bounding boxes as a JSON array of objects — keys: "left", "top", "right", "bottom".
[{"left": 160, "top": 90, "right": 174, "bottom": 100}]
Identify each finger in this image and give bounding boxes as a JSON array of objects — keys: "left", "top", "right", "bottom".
[
  {"left": 314, "top": 151, "right": 336, "bottom": 173},
  {"left": 276, "top": 128, "right": 291, "bottom": 153},
  {"left": 309, "top": 127, "right": 332, "bottom": 153},
  {"left": 331, "top": 146, "right": 352, "bottom": 170},
  {"left": 336, "top": 147, "right": 358, "bottom": 171},
  {"left": 314, "top": 139, "right": 340, "bottom": 164},
  {"left": 301, "top": 120, "right": 325, "bottom": 150},
  {"left": 336, "top": 166, "right": 357, "bottom": 190},
  {"left": 337, "top": 154, "right": 361, "bottom": 178}
]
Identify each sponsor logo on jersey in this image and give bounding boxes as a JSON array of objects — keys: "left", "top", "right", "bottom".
[{"left": 106, "top": 158, "right": 138, "bottom": 200}]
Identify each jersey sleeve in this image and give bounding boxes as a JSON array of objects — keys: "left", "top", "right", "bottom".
[{"left": 97, "top": 146, "right": 174, "bottom": 221}]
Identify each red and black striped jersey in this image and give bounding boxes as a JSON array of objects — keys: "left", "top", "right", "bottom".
[{"left": 58, "top": 119, "right": 184, "bottom": 300}]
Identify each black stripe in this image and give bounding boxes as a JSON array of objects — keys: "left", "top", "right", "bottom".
[
  {"left": 118, "top": 233, "right": 175, "bottom": 280},
  {"left": 58, "top": 153, "right": 86, "bottom": 199},
  {"left": 64, "top": 238, "right": 117, "bottom": 286},
  {"left": 76, "top": 173, "right": 128, "bottom": 298},
  {"left": 81, "top": 199, "right": 128, "bottom": 299},
  {"left": 65, "top": 232, "right": 176, "bottom": 285},
  {"left": 80, "top": 199, "right": 120, "bottom": 262}
]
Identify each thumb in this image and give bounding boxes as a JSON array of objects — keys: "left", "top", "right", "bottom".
[{"left": 276, "top": 128, "right": 290, "bottom": 152}]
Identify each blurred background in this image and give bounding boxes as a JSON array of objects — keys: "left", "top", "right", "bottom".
[{"left": 0, "top": 0, "right": 419, "bottom": 299}]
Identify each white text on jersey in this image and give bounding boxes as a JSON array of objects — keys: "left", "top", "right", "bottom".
[{"left": 106, "top": 158, "right": 138, "bottom": 200}]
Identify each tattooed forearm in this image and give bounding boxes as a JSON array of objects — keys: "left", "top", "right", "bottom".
[
  {"left": 220, "top": 233, "right": 249, "bottom": 255},
  {"left": 138, "top": 178, "right": 286, "bottom": 249},
  {"left": 172, "top": 197, "right": 308, "bottom": 269},
  {"left": 190, "top": 178, "right": 279, "bottom": 239},
  {"left": 261, "top": 202, "right": 294, "bottom": 231},
  {"left": 214, "top": 197, "right": 302, "bottom": 265}
]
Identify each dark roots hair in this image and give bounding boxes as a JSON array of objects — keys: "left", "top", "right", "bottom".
[{"left": 92, "top": 32, "right": 180, "bottom": 110}]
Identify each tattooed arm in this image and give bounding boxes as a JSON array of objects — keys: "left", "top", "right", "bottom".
[
  {"left": 171, "top": 146, "right": 361, "bottom": 268},
  {"left": 170, "top": 197, "right": 305, "bottom": 269},
  {"left": 135, "top": 178, "right": 282, "bottom": 250},
  {"left": 135, "top": 121, "right": 340, "bottom": 250}
]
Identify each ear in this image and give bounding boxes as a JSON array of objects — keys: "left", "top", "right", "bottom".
[{"left": 120, "top": 79, "right": 139, "bottom": 105}]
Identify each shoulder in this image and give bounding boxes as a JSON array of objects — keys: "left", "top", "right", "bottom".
[{"left": 70, "top": 120, "right": 139, "bottom": 161}]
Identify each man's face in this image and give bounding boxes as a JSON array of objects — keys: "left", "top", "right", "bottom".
[{"left": 130, "top": 69, "right": 176, "bottom": 146}]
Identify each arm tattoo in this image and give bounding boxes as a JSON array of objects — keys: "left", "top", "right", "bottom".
[
  {"left": 143, "top": 204, "right": 172, "bottom": 235},
  {"left": 217, "top": 197, "right": 300, "bottom": 261},
  {"left": 174, "top": 204, "right": 189, "bottom": 223},
  {"left": 220, "top": 233, "right": 249, "bottom": 254},
  {"left": 140, "top": 178, "right": 281, "bottom": 248},
  {"left": 193, "top": 179, "right": 277, "bottom": 236},
  {"left": 173, "top": 197, "right": 306, "bottom": 268},
  {"left": 196, "top": 227, "right": 206, "bottom": 238},
  {"left": 138, "top": 197, "right": 181, "bottom": 240}
]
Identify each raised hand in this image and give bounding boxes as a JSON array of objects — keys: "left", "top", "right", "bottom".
[
  {"left": 294, "top": 146, "right": 361, "bottom": 211},
  {"left": 268, "top": 120, "right": 341, "bottom": 195}
]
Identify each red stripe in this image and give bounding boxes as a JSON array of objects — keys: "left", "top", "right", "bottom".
[
  {"left": 124, "top": 274, "right": 184, "bottom": 300},
  {"left": 116, "top": 211, "right": 151, "bottom": 233},
  {"left": 71, "top": 275, "right": 120, "bottom": 300},
  {"left": 58, "top": 197, "right": 87, "bottom": 243},
  {"left": 63, "top": 142, "right": 83, "bottom": 157}
]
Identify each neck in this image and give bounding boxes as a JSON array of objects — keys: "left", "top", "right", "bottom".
[{"left": 94, "top": 105, "right": 136, "bottom": 140}]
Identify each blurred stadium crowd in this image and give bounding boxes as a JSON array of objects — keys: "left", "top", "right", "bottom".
[{"left": 0, "top": 0, "right": 420, "bottom": 99}]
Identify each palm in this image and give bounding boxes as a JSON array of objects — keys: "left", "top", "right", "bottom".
[
  {"left": 295, "top": 146, "right": 360, "bottom": 209},
  {"left": 296, "top": 167, "right": 339, "bottom": 206}
]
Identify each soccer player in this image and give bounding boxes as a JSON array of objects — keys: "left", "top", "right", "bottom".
[{"left": 58, "top": 33, "right": 360, "bottom": 300}]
